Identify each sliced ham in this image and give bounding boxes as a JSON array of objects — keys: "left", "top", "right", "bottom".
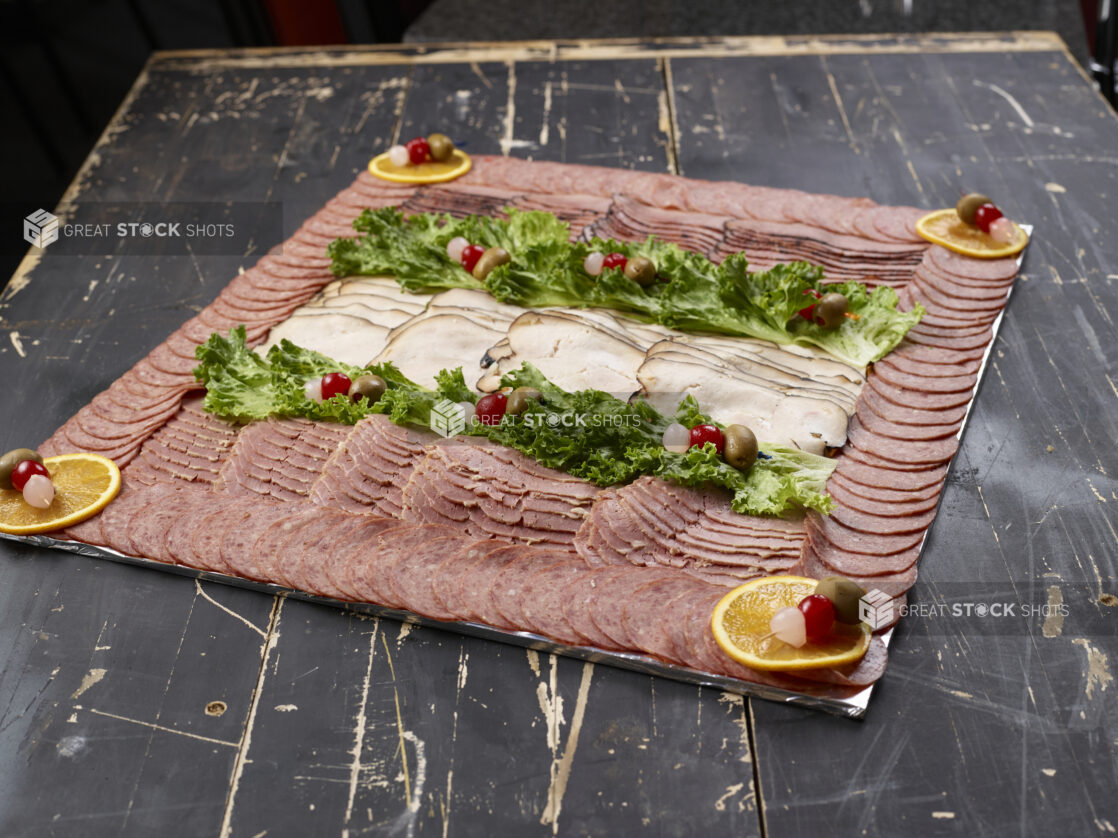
[
  {"left": 309, "top": 414, "right": 436, "bottom": 519},
  {"left": 214, "top": 417, "right": 353, "bottom": 502},
  {"left": 575, "top": 476, "right": 805, "bottom": 577},
  {"left": 401, "top": 437, "right": 600, "bottom": 547}
]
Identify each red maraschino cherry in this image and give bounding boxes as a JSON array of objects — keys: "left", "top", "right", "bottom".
[{"left": 688, "top": 424, "right": 724, "bottom": 453}]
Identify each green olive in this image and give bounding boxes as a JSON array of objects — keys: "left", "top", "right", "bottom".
[
  {"left": 814, "top": 293, "right": 849, "bottom": 329},
  {"left": 623, "top": 256, "right": 656, "bottom": 287},
  {"left": 0, "top": 448, "right": 43, "bottom": 490},
  {"left": 506, "top": 386, "right": 542, "bottom": 415},
  {"left": 956, "top": 192, "right": 992, "bottom": 226},
  {"left": 815, "top": 576, "right": 867, "bottom": 625},
  {"left": 349, "top": 374, "right": 387, "bottom": 404},
  {"left": 427, "top": 133, "right": 455, "bottom": 162},
  {"left": 722, "top": 424, "right": 758, "bottom": 472},
  {"left": 472, "top": 247, "right": 511, "bottom": 280}
]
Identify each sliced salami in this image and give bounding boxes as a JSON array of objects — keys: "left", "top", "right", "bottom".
[
  {"left": 316, "top": 517, "right": 401, "bottom": 601},
  {"left": 273, "top": 508, "right": 357, "bottom": 591},
  {"left": 388, "top": 533, "right": 476, "bottom": 621},
  {"left": 860, "top": 383, "right": 970, "bottom": 427},
  {"left": 806, "top": 513, "right": 924, "bottom": 566},
  {"left": 847, "top": 419, "right": 960, "bottom": 466},
  {"left": 217, "top": 499, "right": 289, "bottom": 581},
  {"left": 830, "top": 468, "right": 944, "bottom": 501},
  {"left": 519, "top": 560, "right": 592, "bottom": 645},
  {"left": 926, "top": 246, "right": 1019, "bottom": 281},
  {"left": 351, "top": 524, "right": 459, "bottom": 609},
  {"left": 190, "top": 498, "right": 264, "bottom": 574},
  {"left": 856, "top": 400, "right": 961, "bottom": 442},
  {"left": 892, "top": 341, "right": 987, "bottom": 367},
  {"left": 827, "top": 479, "right": 940, "bottom": 519},
  {"left": 242, "top": 506, "right": 320, "bottom": 584},
  {"left": 561, "top": 569, "right": 628, "bottom": 650},
  {"left": 587, "top": 566, "right": 674, "bottom": 650},
  {"left": 876, "top": 352, "right": 981, "bottom": 379},
  {"left": 794, "top": 540, "right": 917, "bottom": 597},
  {"left": 489, "top": 549, "right": 569, "bottom": 631},
  {"left": 436, "top": 540, "right": 512, "bottom": 622},
  {"left": 903, "top": 326, "right": 994, "bottom": 352},
  {"left": 96, "top": 488, "right": 159, "bottom": 556},
  {"left": 458, "top": 545, "right": 528, "bottom": 629},
  {"left": 621, "top": 576, "right": 709, "bottom": 664},
  {"left": 872, "top": 362, "right": 977, "bottom": 395},
  {"left": 829, "top": 498, "right": 939, "bottom": 534},
  {"left": 868, "top": 375, "right": 975, "bottom": 411}
]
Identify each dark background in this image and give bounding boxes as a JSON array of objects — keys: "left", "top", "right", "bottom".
[{"left": 0, "top": 0, "right": 1105, "bottom": 282}]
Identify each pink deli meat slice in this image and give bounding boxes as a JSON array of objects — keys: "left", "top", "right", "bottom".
[
  {"left": 560, "top": 568, "right": 629, "bottom": 650},
  {"left": 435, "top": 540, "right": 513, "bottom": 622},
  {"left": 188, "top": 498, "right": 268, "bottom": 575},
  {"left": 273, "top": 508, "right": 360, "bottom": 590},
  {"left": 387, "top": 533, "right": 477, "bottom": 621},
  {"left": 124, "top": 485, "right": 211, "bottom": 563},
  {"left": 248, "top": 504, "right": 325, "bottom": 585},
  {"left": 455, "top": 545, "right": 529, "bottom": 630},
  {"left": 346, "top": 524, "right": 459, "bottom": 609},
  {"left": 586, "top": 566, "right": 676, "bottom": 650},
  {"left": 218, "top": 499, "right": 291, "bottom": 582},
  {"left": 518, "top": 560, "right": 593, "bottom": 645},
  {"left": 621, "top": 576, "right": 712, "bottom": 664},
  {"left": 315, "top": 517, "right": 403, "bottom": 601},
  {"left": 795, "top": 536, "right": 918, "bottom": 598},
  {"left": 489, "top": 548, "right": 572, "bottom": 631}
]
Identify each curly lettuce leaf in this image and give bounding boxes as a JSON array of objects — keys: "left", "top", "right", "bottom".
[
  {"left": 484, "top": 240, "right": 593, "bottom": 307},
  {"left": 193, "top": 327, "right": 466, "bottom": 426},
  {"left": 787, "top": 282, "right": 924, "bottom": 366},
  {"left": 195, "top": 334, "right": 836, "bottom": 517},
  {"left": 327, "top": 207, "right": 483, "bottom": 292},
  {"left": 192, "top": 326, "right": 277, "bottom": 422}
]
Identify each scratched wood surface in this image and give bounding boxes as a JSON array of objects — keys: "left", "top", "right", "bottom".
[{"left": 0, "top": 33, "right": 1115, "bottom": 837}]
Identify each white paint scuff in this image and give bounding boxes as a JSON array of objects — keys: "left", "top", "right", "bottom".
[
  {"left": 1072, "top": 638, "right": 1114, "bottom": 700},
  {"left": 71, "top": 668, "right": 107, "bottom": 699},
  {"left": 973, "top": 80, "right": 1035, "bottom": 128},
  {"left": 540, "top": 662, "right": 594, "bottom": 834}
]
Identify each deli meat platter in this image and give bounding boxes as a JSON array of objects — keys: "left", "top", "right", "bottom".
[{"left": 5, "top": 156, "right": 1029, "bottom": 719}]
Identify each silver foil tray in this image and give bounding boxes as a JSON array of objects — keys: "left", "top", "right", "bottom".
[{"left": 1, "top": 229, "right": 1031, "bottom": 720}]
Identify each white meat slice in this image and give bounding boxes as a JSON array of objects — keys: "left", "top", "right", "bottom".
[
  {"left": 260, "top": 313, "right": 390, "bottom": 367},
  {"left": 373, "top": 312, "right": 511, "bottom": 388},
  {"left": 484, "top": 308, "right": 674, "bottom": 394}
]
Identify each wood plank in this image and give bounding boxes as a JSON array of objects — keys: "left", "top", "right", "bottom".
[
  {"left": 671, "top": 46, "right": 1118, "bottom": 836},
  {"left": 0, "top": 60, "right": 409, "bottom": 837},
  {"left": 148, "top": 31, "right": 1068, "bottom": 70},
  {"left": 223, "top": 603, "right": 758, "bottom": 836}
]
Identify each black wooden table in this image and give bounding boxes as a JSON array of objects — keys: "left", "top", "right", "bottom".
[{"left": 2, "top": 33, "right": 1116, "bottom": 837}]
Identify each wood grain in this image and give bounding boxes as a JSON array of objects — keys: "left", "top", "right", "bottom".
[
  {"left": 2, "top": 34, "right": 1116, "bottom": 837},
  {"left": 671, "top": 47, "right": 1118, "bottom": 836}
]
